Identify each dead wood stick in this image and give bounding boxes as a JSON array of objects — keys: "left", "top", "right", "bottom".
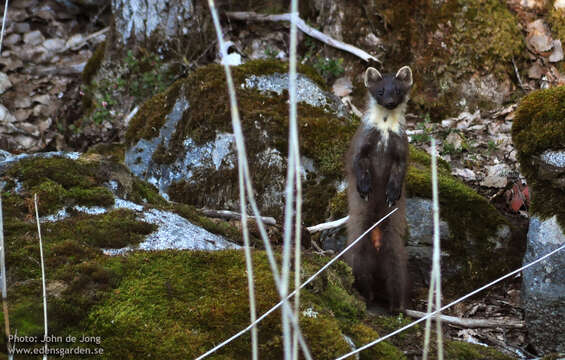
[
  {"left": 225, "top": 11, "right": 380, "bottom": 63},
  {"left": 405, "top": 309, "right": 524, "bottom": 329},
  {"left": 199, "top": 209, "right": 277, "bottom": 225},
  {"left": 306, "top": 216, "right": 348, "bottom": 233}
]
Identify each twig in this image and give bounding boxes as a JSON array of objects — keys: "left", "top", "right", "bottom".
[
  {"left": 405, "top": 310, "right": 524, "bottom": 329},
  {"left": 511, "top": 57, "right": 525, "bottom": 90},
  {"left": 34, "top": 194, "right": 48, "bottom": 360},
  {"left": 225, "top": 11, "right": 380, "bottom": 63},
  {"left": 199, "top": 209, "right": 276, "bottom": 226},
  {"left": 306, "top": 216, "right": 348, "bottom": 233}
]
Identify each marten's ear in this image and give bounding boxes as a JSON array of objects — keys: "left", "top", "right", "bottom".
[
  {"left": 364, "top": 67, "right": 383, "bottom": 88},
  {"left": 395, "top": 66, "right": 413, "bottom": 86}
]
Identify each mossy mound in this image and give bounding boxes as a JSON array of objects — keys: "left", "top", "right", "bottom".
[
  {"left": 126, "top": 59, "right": 355, "bottom": 225},
  {"left": 80, "top": 250, "right": 402, "bottom": 359},
  {"left": 512, "top": 85, "right": 565, "bottom": 227},
  {"left": 406, "top": 146, "right": 516, "bottom": 294}
]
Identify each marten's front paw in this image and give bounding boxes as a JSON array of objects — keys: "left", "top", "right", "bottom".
[
  {"left": 357, "top": 170, "right": 371, "bottom": 201},
  {"left": 386, "top": 183, "right": 401, "bottom": 207}
]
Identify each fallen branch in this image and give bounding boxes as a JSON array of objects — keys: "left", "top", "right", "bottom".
[
  {"left": 306, "top": 216, "right": 348, "bottom": 233},
  {"left": 405, "top": 309, "right": 524, "bottom": 329},
  {"left": 225, "top": 11, "right": 380, "bottom": 63},
  {"left": 199, "top": 209, "right": 277, "bottom": 226}
]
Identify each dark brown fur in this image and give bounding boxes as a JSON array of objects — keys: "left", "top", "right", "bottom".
[{"left": 345, "top": 115, "right": 409, "bottom": 311}]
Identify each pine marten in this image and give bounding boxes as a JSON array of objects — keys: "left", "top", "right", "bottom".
[{"left": 345, "top": 66, "right": 412, "bottom": 311}]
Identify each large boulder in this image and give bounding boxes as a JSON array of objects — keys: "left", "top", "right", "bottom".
[
  {"left": 512, "top": 85, "right": 565, "bottom": 354},
  {"left": 124, "top": 59, "right": 351, "bottom": 226}
]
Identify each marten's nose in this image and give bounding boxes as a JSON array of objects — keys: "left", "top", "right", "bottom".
[{"left": 383, "top": 98, "right": 397, "bottom": 110}]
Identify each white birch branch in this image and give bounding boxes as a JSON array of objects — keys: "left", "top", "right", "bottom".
[
  {"left": 405, "top": 310, "right": 524, "bottom": 329},
  {"left": 306, "top": 216, "right": 348, "bottom": 233},
  {"left": 198, "top": 209, "right": 277, "bottom": 226},
  {"left": 225, "top": 11, "right": 380, "bottom": 63}
]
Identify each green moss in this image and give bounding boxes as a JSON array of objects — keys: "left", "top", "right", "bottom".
[
  {"left": 81, "top": 250, "right": 400, "bottom": 359},
  {"left": 5, "top": 157, "right": 116, "bottom": 214},
  {"left": 346, "top": 323, "right": 407, "bottom": 360},
  {"left": 129, "top": 178, "right": 168, "bottom": 207},
  {"left": 300, "top": 254, "right": 366, "bottom": 321},
  {"left": 512, "top": 85, "right": 565, "bottom": 227},
  {"left": 512, "top": 86, "right": 565, "bottom": 159},
  {"left": 86, "top": 142, "right": 126, "bottom": 163},
  {"left": 125, "top": 78, "right": 183, "bottom": 145},
  {"left": 548, "top": 1, "right": 565, "bottom": 42},
  {"left": 443, "top": 340, "right": 513, "bottom": 360},
  {"left": 406, "top": 147, "right": 515, "bottom": 293},
  {"left": 0, "top": 207, "right": 151, "bottom": 347},
  {"left": 328, "top": 190, "right": 348, "bottom": 219},
  {"left": 82, "top": 41, "right": 106, "bottom": 85},
  {"left": 48, "top": 209, "right": 156, "bottom": 248}
]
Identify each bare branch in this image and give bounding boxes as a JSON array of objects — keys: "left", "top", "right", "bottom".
[
  {"left": 306, "top": 216, "right": 348, "bottom": 233},
  {"left": 199, "top": 208, "right": 277, "bottom": 226},
  {"left": 405, "top": 310, "right": 524, "bottom": 329},
  {"left": 225, "top": 11, "right": 380, "bottom": 63}
]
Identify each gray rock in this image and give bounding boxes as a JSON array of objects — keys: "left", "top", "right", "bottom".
[
  {"left": 243, "top": 73, "right": 348, "bottom": 117},
  {"left": 549, "top": 39, "right": 564, "bottom": 62},
  {"left": 0, "top": 104, "right": 16, "bottom": 123},
  {"left": 23, "top": 30, "right": 45, "bottom": 46},
  {"left": 43, "top": 38, "right": 66, "bottom": 53},
  {"left": 14, "top": 96, "right": 32, "bottom": 109},
  {"left": 406, "top": 197, "right": 451, "bottom": 246},
  {"left": 535, "top": 149, "right": 565, "bottom": 189},
  {"left": 526, "top": 19, "right": 554, "bottom": 54},
  {"left": 522, "top": 215, "right": 565, "bottom": 354},
  {"left": 65, "top": 33, "right": 85, "bottom": 50},
  {"left": 480, "top": 163, "right": 511, "bottom": 188},
  {"left": 4, "top": 33, "right": 21, "bottom": 47},
  {"left": 540, "top": 149, "right": 565, "bottom": 168},
  {"left": 0, "top": 73, "right": 12, "bottom": 95},
  {"left": 13, "top": 23, "right": 31, "bottom": 34}
]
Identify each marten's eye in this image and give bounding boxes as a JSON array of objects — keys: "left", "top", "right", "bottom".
[
  {"left": 394, "top": 89, "right": 402, "bottom": 96},
  {"left": 376, "top": 89, "right": 384, "bottom": 96}
]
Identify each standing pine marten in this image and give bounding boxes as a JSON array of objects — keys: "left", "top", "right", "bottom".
[{"left": 345, "top": 66, "right": 412, "bottom": 312}]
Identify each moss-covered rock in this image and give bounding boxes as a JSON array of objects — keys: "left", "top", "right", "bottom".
[
  {"left": 406, "top": 146, "right": 516, "bottom": 294},
  {"left": 512, "top": 85, "right": 565, "bottom": 227},
  {"left": 125, "top": 59, "right": 354, "bottom": 225},
  {"left": 75, "top": 251, "right": 403, "bottom": 359}
]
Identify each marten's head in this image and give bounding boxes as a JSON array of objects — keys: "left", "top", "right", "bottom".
[{"left": 364, "top": 66, "right": 413, "bottom": 111}]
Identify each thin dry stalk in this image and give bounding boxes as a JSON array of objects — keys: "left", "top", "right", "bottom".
[
  {"left": 285, "top": 2, "right": 303, "bottom": 359},
  {"left": 33, "top": 194, "right": 48, "bottom": 359},
  {"left": 423, "top": 138, "right": 444, "bottom": 360},
  {"left": 0, "top": 195, "right": 12, "bottom": 357}
]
